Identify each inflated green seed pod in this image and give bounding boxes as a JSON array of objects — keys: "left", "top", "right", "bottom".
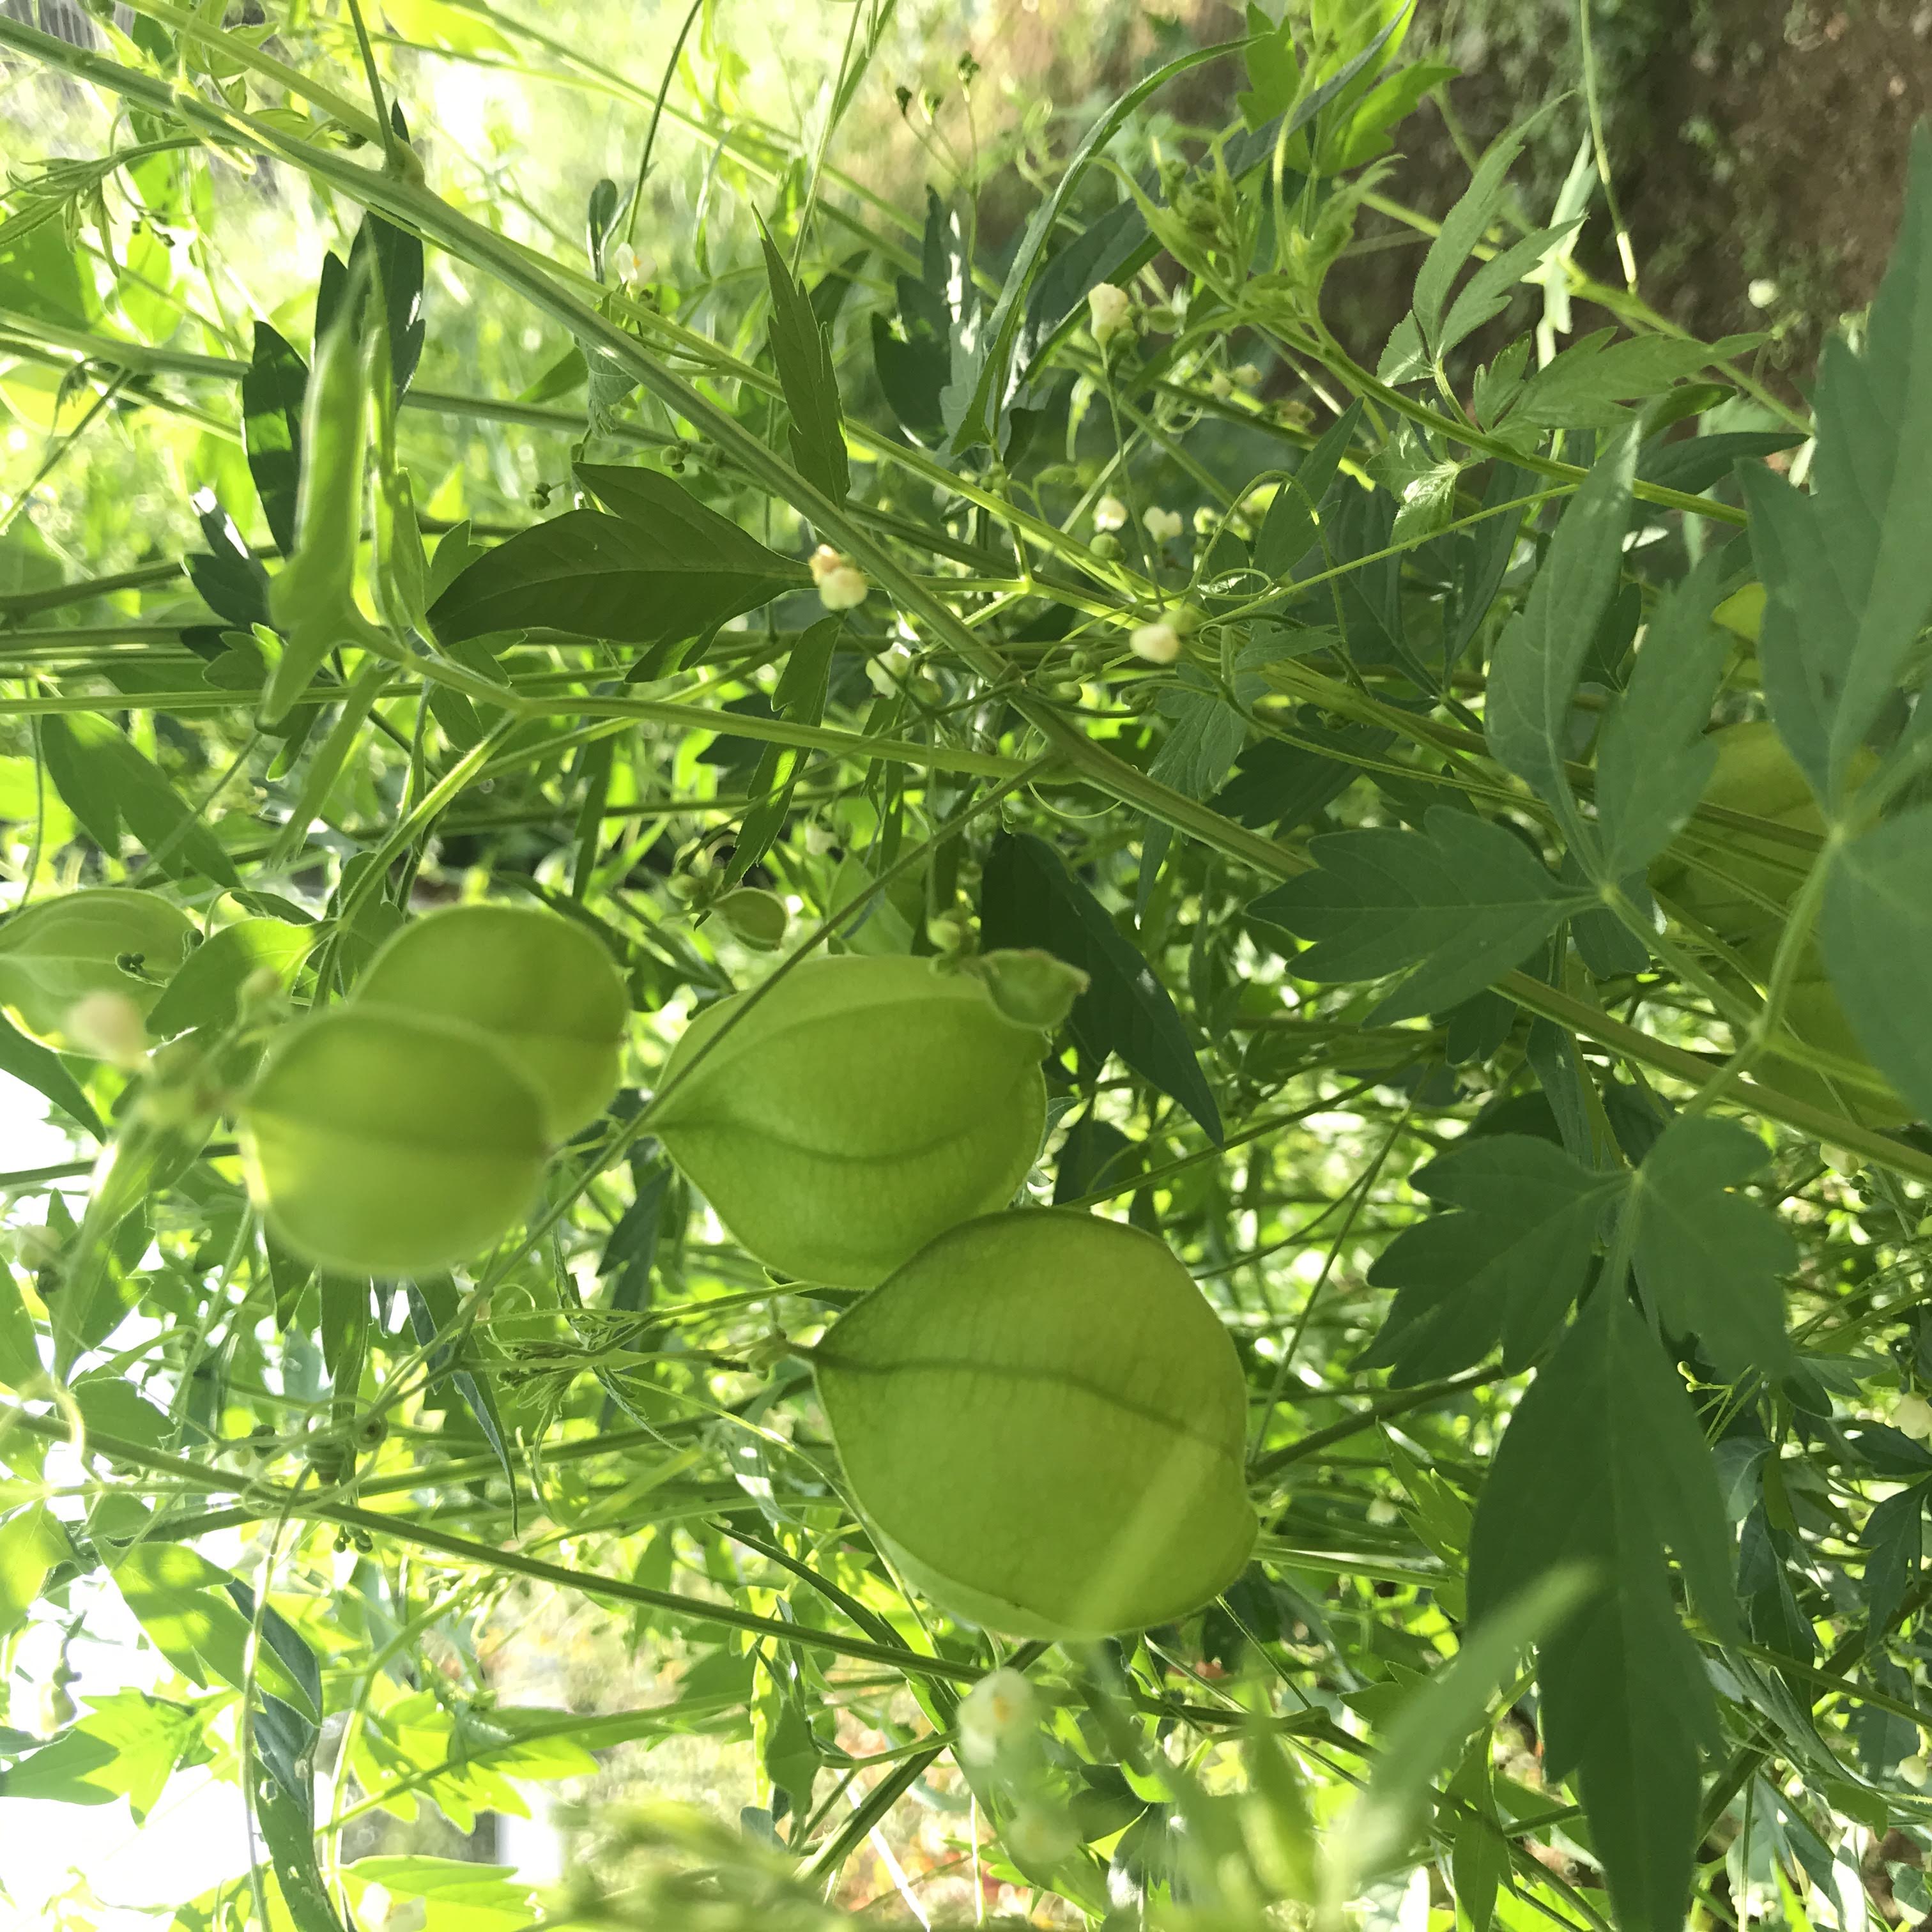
[
  {"left": 0, "top": 888, "right": 197, "bottom": 1051},
  {"left": 815, "top": 1209, "right": 1256, "bottom": 1639},
  {"left": 653, "top": 953, "right": 1052, "bottom": 1287},
  {"left": 353, "top": 903, "right": 628, "bottom": 1138},
  {"left": 1653, "top": 721, "right": 1871, "bottom": 941},
  {"left": 238, "top": 1006, "right": 549, "bottom": 1276},
  {"left": 1732, "top": 931, "right": 1910, "bottom": 1126}
]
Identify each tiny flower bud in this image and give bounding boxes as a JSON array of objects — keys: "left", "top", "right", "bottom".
[
  {"left": 63, "top": 990, "right": 148, "bottom": 1070},
  {"left": 958, "top": 1667, "right": 1039, "bottom": 1766},
  {"left": 808, "top": 544, "right": 846, "bottom": 586},
  {"left": 1130, "top": 621, "right": 1181, "bottom": 665},
  {"left": 1143, "top": 506, "right": 1183, "bottom": 544},
  {"left": 1210, "top": 369, "right": 1234, "bottom": 401},
  {"left": 707, "top": 887, "right": 788, "bottom": 951},
  {"left": 1230, "top": 361, "right": 1263, "bottom": 387},
  {"left": 1090, "top": 532, "right": 1121, "bottom": 560},
  {"left": 1367, "top": 1498, "right": 1400, "bottom": 1526},
  {"left": 1092, "top": 494, "right": 1128, "bottom": 533},
  {"left": 1086, "top": 282, "right": 1131, "bottom": 346},
  {"left": 1903, "top": 1753, "right": 1930, "bottom": 1788},
  {"left": 964, "top": 949, "right": 1089, "bottom": 1031},
  {"left": 818, "top": 564, "right": 869, "bottom": 611}
]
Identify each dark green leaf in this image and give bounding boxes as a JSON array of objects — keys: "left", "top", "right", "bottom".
[
  {"left": 1483, "top": 429, "right": 1636, "bottom": 823},
  {"left": 243, "top": 322, "right": 307, "bottom": 558},
  {"left": 1593, "top": 555, "right": 1726, "bottom": 875},
  {"left": 431, "top": 490, "right": 805, "bottom": 648},
  {"left": 1438, "top": 221, "right": 1580, "bottom": 360},
  {"left": 0, "top": 1009, "right": 103, "bottom": 1138},
  {"left": 871, "top": 312, "right": 949, "bottom": 444},
  {"left": 407, "top": 1275, "right": 516, "bottom": 1515},
  {"left": 1363, "top": 1134, "right": 1617, "bottom": 1382},
  {"left": 1862, "top": 1483, "right": 1926, "bottom": 1643},
  {"left": 759, "top": 226, "right": 848, "bottom": 505},
  {"left": 1752, "top": 126, "right": 1932, "bottom": 795},
  {"left": 1818, "top": 803, "right": 1932, "bottom": 1120},
  {"left": 1249, "top": 808, "right": 1593, "bottom": 1022},
  {"left": 1508, "top": 331, "right": 1761, "bottom": 432},
  {"left": 1469, "top": 1287, "right": 1738, "bottom": 1932},
  {"left": 1254, "top": 402, "right": 1363, "bottom": 579},
  {"left": 1211, "top": 715, "right": 1392, "bottom": 834},
  {"left": 980, "top": 832, "right": 1222, "bottom": 1141},
  {"left": 1637, "top": 429, "right": 1805, "bottom": 497},
  {"left": 1411, "top": 102, "right": 1563, "bottom": 353},
  {"left": 725, "top": 618, "right": 839, "bottom": 885},
  {"left": 40, "top": 714, "right": 239, "bottom": 886},
  {"left": 1626, "top": 1116, "right": 1795, "bottom": 1383}
]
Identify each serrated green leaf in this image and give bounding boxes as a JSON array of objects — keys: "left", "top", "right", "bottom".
[
  {"left": 1483, "top": 428, "right": 1636, "bottom": 827},
  {"left": 1249, "top": 808, "right": 1593, "bottom": 1021},
  {"left": 1412, "top": 100, "right": 1564, "bottom": 351},
  {"left": 1818, "top": 802, "right": 1932, "bottom": 1121},
  {"left": 1861, "top": 1483, "right": 1925, "bottom": 1643},
  {"left": 1593, "top": 555, "right": 1726, "bottom": 875},
  {"left": 1469, "top": 1287, "right": 1739, "bottom": 1932},
  {"left": 1438, "top": 219, "right": 1581, "bottom": 360},
  {"left": 1364, "top": 1134, "right": 1619, "bottom": 1383},
  {"left": 1626, "top": 1116, "right": 1795, "bottom": 1383}
]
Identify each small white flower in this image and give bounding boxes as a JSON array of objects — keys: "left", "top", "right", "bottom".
[
  {"left": 611, "top": 241, "right": 655, "bottom": 294},
  {"left": 1230, "top": 361, "right": 1262, "bottom": 387},
  {"left": 1210, "top": 369, "right": 1233, "bottom": 401},
  {"left": 803, "top": 821, "right": 838, "bottom": 855},
  {"left": 1092, "top": 494, "right": 1128, "bottom": 533},
  {"left": 65, "top": 990, "right": 148, "bottom": 1070},
  {"left": 807, "top": 544, "right": 846, "bottom": 586},
  {"left": 864, "top": 643, "right": 912, "bottom": 696},
  {"left": 819, "top": 565, "right": 868, "bottom": 611},
  {"left": 957, "top": 1667, "right": 1038, "bottom": 1766},
  {"left": 1747, "top": 278, "right": 1779, "bottom": 310},
  {"left": 1367, "top": 1498, "right": 1400, "bottom": 1526},
  {"left": 1897, "top": 1393, "right": 1932, "bottom": 1440},
  {"left": 1903, "top": 1753, "right": 1930, "bottom": 1788},
  {"left": 1086, "top": 281, "right": 1131, "bottom": 346},
  {"left": 1143, "top": 506, "right": 1183, "bottom": 544},
  {"left": 1130, "top": 621, "right": 1181, "bottom": 666}
]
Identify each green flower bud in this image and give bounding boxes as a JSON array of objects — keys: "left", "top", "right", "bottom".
[
  {"left": 238, "top": 1006, "right": 550, "bottom": 1276},
  {"left": 653, "top": 954, "right": 1051, "bottom": 1287},
  {"left": 961, "top": 949, "right": 1088, "bottom": 1031},
  {"left": 706, "top": 886, "right": 789, "bottom": 951},
  {"left": 353, "top": 903, "right": 628, "bottom": 1139},
  {"left": 0, "top": 888, "right": 196, "bottom": 1052},
  {"left": 815, "top": 1209, "right": 1255, "bottom": 1637}
]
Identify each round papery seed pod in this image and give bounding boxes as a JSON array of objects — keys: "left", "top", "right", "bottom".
[
  {"left": 352, "top": 903, "right": 628, "bottom": 1139},
  {"left": 652, "top": 953, "right": 1051, "bottom": 1287},
  {"left": 238, "top": 1006, "right": 550, "bottom": 1276},
  {"left": 0, "top": 887, "right": 197, "bottom": 1051},
  {"left": 815, "top": 1209, "right": 1255, "bottom": 1639}
]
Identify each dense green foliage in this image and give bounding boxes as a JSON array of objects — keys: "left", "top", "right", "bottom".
[{"left": 3, "top": 3, "right": 1932, "bottom": 1929}]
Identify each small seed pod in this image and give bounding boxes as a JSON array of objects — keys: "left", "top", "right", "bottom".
[
  {"left": 353, "top": 903, "right": 629, "bottom": 1138},
  {"left": 238, "top": 1006, "right": 550, "bottom": 1276},
  {"left": 652, "top": 953, "right": 1052, "bottom": 1287},
  {"left": 0, "top": 888, "right": 197, "bottom": 1051},
  {"left": 815, "top": 1209, "right": 1255, "bottom": 1638}
]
